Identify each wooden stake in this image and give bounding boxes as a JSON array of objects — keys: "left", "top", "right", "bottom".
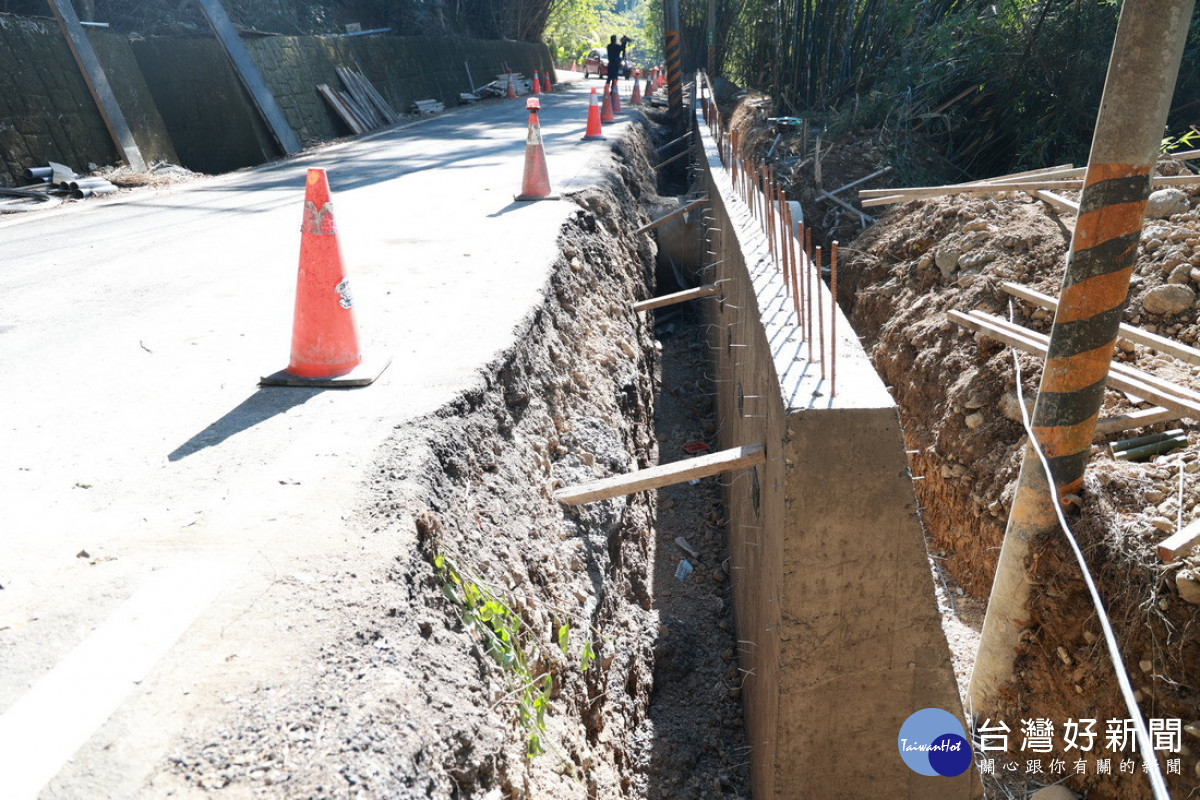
[{"left": 554, "top": 443, "right": 766, "bottom": 505}]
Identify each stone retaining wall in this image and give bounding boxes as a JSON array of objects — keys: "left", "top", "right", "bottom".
[{"left": 0, "top": 10, "right": 553, "bottom": 182}]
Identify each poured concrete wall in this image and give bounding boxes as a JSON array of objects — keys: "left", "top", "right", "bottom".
[
  {"left": 0, "top": 13, "right": 175, "bottom": 186},
  {"left": 689, "top": 104, "right": 976, "bottom": 798}
]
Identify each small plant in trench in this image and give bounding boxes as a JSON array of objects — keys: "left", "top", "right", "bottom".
[{"left": 434, "top": 554, "right": 597, "bottom": 758}]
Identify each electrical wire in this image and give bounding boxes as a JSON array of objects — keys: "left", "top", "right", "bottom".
[{"left": 1008, "top": 301, "right": 1171, "bottom": 799}]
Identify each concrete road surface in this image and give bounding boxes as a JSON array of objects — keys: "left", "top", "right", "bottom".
[{"left": 0, "top": 78, "right": 637, "bottom": 798}]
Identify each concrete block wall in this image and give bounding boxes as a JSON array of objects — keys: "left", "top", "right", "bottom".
[
  {"left": 0, "top": 11, "right": 553, "bottom": 181},
  {"left": 0, "top": 13, "right": 174, "bottom": 186},
  {"left": 249, "top": 35, "right": 554, "bottom": 144},
  {"left": 689, "top": 103, "right": 976, "bottom": 798}
]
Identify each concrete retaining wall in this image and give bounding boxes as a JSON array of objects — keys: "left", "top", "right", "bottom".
[
  {"left": 0, "top": 10, "right": 552, "bottom": 181},
  {"left": 689, "top": 103, "right": 976, "bottom": 798},
  {"left": 133, "top": 33, "right": 552, "bottom": 174},
  {"left": 0, "top": 13, "right": 175, "bottom": 186}
]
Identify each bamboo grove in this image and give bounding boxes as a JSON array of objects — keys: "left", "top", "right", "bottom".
[{"left": 673, "top": 0, "right": 1200, "bottom": 179}]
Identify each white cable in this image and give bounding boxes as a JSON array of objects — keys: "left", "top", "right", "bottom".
[{"left": 1008, "top": 300, "right": 1171, "bottom": 799}]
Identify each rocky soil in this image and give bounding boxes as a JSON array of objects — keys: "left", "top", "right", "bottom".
[{"left": 840, "top": 164, "right": 1200, "bottom": 799}]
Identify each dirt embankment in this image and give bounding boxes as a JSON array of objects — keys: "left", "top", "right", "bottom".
[
  {"left": 843, "top": 171, "right": 1200, "bottom": 798},
  {"left": 166, "top": 124, "right": 674, "bottom": 798}
]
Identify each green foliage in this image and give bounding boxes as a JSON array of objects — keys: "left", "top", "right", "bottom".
[
  {"left": 433, "top": 553, "right": 595, "bottom": 759},
  {"left": 543, "top": 0, "right": 662, "bottom": 66},
  {"left": 1163, "top": 128, "right": 1200, "bottom": 155},
  {"left": 687, "top": 0, "right": 1200, "bottom": 181}
]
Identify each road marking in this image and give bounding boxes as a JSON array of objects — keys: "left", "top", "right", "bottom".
[{"left": 0, "top": 560, "right": 238, "bottom": 799}]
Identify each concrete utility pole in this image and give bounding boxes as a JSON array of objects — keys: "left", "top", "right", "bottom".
[
  {"left": 664, "top": 0, "right": 684, "bottom": 118},
  {"left": 970, "top": 0, "right": 1197, "bottom": 709}
]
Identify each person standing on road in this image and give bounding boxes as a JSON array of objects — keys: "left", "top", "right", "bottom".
[{"left": 605, "top": 34, "right": 627, "bottom": 89}]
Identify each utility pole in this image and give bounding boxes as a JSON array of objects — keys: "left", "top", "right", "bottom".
[
  {"left": 970, "top": 0, "right": 1196, "bottom": 709},
  {"left": 664, "top": 0, "right": 683, "bottom": 118}
]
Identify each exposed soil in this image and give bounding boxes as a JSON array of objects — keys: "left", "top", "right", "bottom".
[
  {"left": 842, "top": 173, "right": 1200, "bottom": 798},
  {"left": 151, "top": 111, "right": 751, "bottom": 800},
  {"left": 723, "top": 83, "right": 1200, "bottom": 798}
]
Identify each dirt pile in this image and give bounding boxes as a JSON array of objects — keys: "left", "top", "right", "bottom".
[
  {"left": 842, "top": 162, "right": 1200, "bottom": 797},
  {"left": 166, "top": 124, "right": 667, "bottom": 798}
]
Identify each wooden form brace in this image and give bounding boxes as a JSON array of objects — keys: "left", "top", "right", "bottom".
[{"left": 554, "top": 443, "right": 765, "bottom": 505}]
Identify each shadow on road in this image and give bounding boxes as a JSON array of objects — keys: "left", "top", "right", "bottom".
[{"left": 168, "top": 386, "right": 322, "bottom": 461}]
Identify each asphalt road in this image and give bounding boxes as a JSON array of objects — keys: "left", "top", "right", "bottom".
[{"left": 0, "top": 76, "right": 636, "bottom": 799}]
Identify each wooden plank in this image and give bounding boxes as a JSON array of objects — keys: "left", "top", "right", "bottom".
[
  {"left": 1001, "top": 282, "right": 1200, "bottom": 367},
  {"left": 655, "top": 132, "right": 693, "bottom": 152},
  {"left": 195, "top": 0, "right": 301, "bottom": 155},
  {"left": 635, "top": 196, "right": 708, "bottom": 234},
  {"left": 46, "top": 0, "right": 146, "bottom": 172},
  {"left": 1033, "top": 190, "right": 1080, "bottom": 214},
  {"left": 1157, "top": 519, "right": 1200, "bottom": 562},
  {"left": 861, "top": 173, "right": 1200, "bottom": 203},
  {"left": 317, "top": 84, "right": 365, "bottom": 134},
  {"left": 947, "top": 310, "right": 1200, "bottom": 417},
  {"left": 355, "top": 69, "right": 400, "bottom": 123},
  {"left": 654, "top": 148, "right": 692, "bottom": 171},
  {"left": 972, "top": 310, "right": 1200, "bottom": 409},
  {"left": 555, "top": 443, "right": 765, "bottom": 505},
  {"left": 819, "top": 166, "right": 892, "bottom": 199},
  {"left": 860, "top": 194, "right": 906, "bottom": 208},
  {"left": 1095, "top": 407, "right": 1181, "bottom": 435},
  {"left": 336, "top": 67, "right": 380, "bottom": 128},
  {"left": 632, "top": 283, "right": 719, "bottom": 312}
]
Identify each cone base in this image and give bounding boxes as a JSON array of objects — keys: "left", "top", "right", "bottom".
[
  {"left": 514, "top": 193, "right": 561, "bottom": 201},
  {"left": 582, "top": 134, "right": 607, "bottom": 141},
  {"left": 261, "top": 354, "right": 391, "bottom": 388}
]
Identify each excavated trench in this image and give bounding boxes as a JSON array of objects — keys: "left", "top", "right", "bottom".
[{"left": 191, "top": 113, "right": 744, "bottom": 799}]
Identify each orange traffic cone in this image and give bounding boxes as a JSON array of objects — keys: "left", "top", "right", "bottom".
[
  {"left": 582, "top": 87, "right": 606, "bottom": 141},
  {"left": 600, "top": 86, "right": 614, "bottom": 123},
  {"left": 516, "top": 98, "right": 558, "bottom": 201},
  {"left": 610, "top": 79, "right": 622, "bottom": 114},
  {"left": 531, "top": 70, "right": 541, "bottom": 94},
  {"left": 631, "top": 69, "right": 642, "bottom": 105},
  {"left": 261, "top": 168, "right": 389, "bottom": 387},
  {"left": 657, "top": 66, "right": 665, "bottom": 88},
  {"left": 506, "top": 71, "right": 517, "bottom": 99},
  {"left": 543, "top": 72, "right": 552, "bottom": 93}
]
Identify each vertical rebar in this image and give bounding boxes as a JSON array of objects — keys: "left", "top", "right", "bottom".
[
  {"left": 768, "top": 169, "right": 777, "bottom": 266},
  {"left": 815, "top": 245, "right": 825, "bottom": 379},
  {"left": 831, "top": 240, "right": 839, "bottom": 397},
  {"left": 795, "top": 220, "right": 805, "bottom": 336},
  {"left": 779, "top": 189, "right": 791, "bottom": 290},
  {"left": 805, "top": 226, "right": 814, "bottom": 360},
  {"left": 787, "top": 204, "right": 801, "bottom": 332}
]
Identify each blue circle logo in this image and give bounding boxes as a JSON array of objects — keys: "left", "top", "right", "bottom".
[{"left": 898, "top": 708, "right": 973, "bottom": 776}]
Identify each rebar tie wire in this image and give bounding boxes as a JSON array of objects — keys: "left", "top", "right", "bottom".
[{"left": 1008, "top": 302, "right": 1170, "bottom": 800}]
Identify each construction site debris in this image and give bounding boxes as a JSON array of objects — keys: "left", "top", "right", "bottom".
[
  {"left": 410, "top": 99, "right": 444, "bottom": 116},
  {"left": 317, "top": 68, "right": 399, "bottom": 134}
]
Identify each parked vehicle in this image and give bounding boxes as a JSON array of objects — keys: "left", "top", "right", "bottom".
[{"left": 582, "top": 48, "right": 630, "bottom": 79}]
